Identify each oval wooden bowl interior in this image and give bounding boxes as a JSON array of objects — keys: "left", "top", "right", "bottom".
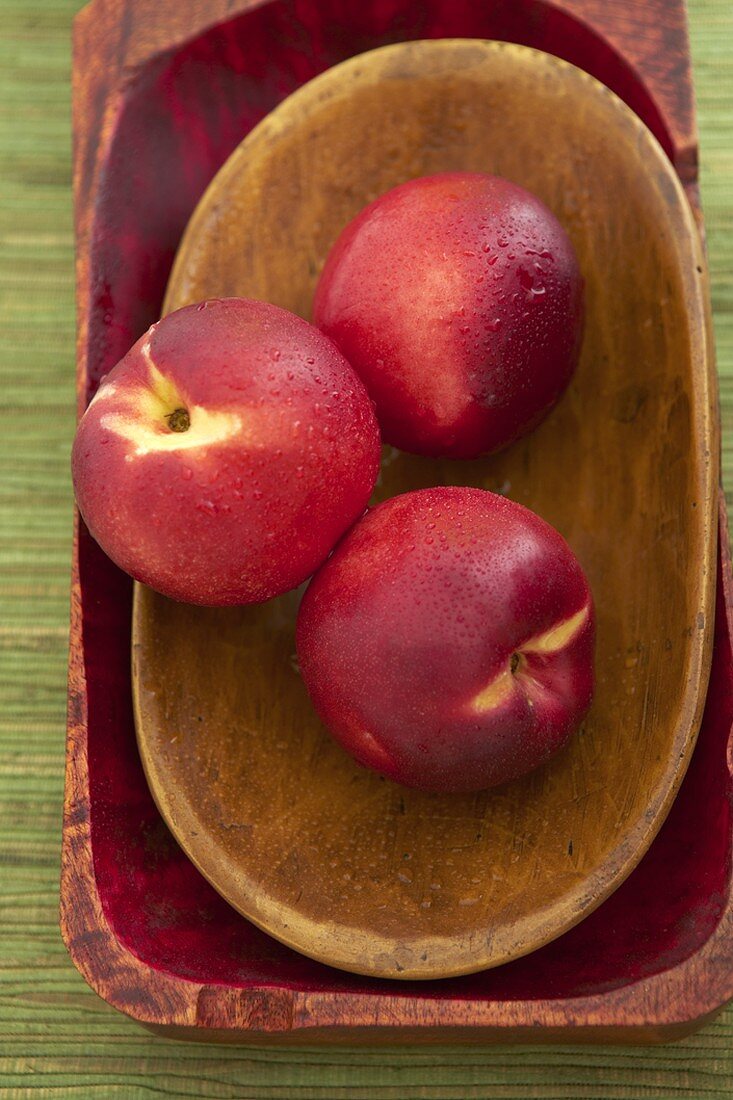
[{"left": 132, "top": 40, "right": 716, "bottom": 979}]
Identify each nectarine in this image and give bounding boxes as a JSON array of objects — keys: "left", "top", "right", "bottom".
[
  {"left": 296, "top": 487, "right": 594, "bottom": 792},
  {"left": 72, "top": 298, "right": 381, "bottom": 605},
  {"left": 314, "top": 172, "right": 584, "bottom": 458}
]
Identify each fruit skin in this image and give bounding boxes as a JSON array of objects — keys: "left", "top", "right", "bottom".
[
  {"left": 296, "top": 487, "right": 594, "bottom": 793},
  {"left": 313, "top": 172, "right": 584, "bottom": 459},
  {"left": 71, "top": 298, "right": 381, "bottom": 606}
]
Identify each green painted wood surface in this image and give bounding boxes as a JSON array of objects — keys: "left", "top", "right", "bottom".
[{"left": 0, "top": 0, "right": 731, "bottom": 1095}]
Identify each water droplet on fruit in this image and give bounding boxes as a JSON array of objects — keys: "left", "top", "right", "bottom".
[
  {"left": 252, "top": 489, "right": 263, "bottom": 501},
  {"left": 181, "top": 466, "right": 193, "bottom": 481},
  {"left": 518, "top": 268, "right": 533, "bottom": 291}
]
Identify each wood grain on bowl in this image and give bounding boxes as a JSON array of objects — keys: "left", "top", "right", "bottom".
[{"left": 132, "top": 40, "right": 717, "bottom": 980}]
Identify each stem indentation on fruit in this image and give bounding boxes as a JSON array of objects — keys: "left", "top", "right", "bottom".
[{"left": 166, "top": 407, "right": 190, "bottom": 433}]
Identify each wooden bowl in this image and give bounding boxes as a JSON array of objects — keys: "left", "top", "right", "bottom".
[{"left": 132, "top": 40, "right": 716, "bottom": 980}]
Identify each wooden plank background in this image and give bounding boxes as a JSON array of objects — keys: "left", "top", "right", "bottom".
[{"left": 0, "top": 0, "right": 731, "bottom": 1095}]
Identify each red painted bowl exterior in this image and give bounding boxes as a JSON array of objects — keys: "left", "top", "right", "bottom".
[{"left": 62, "top": 0, "right": 733, "bottom": 1040}]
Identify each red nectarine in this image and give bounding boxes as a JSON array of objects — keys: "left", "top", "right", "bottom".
[
  {"left": 313, "top": 172, "right": 584, "bottom": 458},
  {"left": 296, "top": 487, "right": 594, "bottom": 792},
  {"left": 72, "top": 298, "right": 381, "bottom": 605}
]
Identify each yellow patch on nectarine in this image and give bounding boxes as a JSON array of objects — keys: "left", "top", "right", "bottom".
[
  {"left": 99, "top": 343, "right": 243, "bottom": 459},
  {"left": 523, "top": 604, "right": 590, "bottom": 654},
  {"left": 470, "top": 667, "right": 515, "bottom": 713}
]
